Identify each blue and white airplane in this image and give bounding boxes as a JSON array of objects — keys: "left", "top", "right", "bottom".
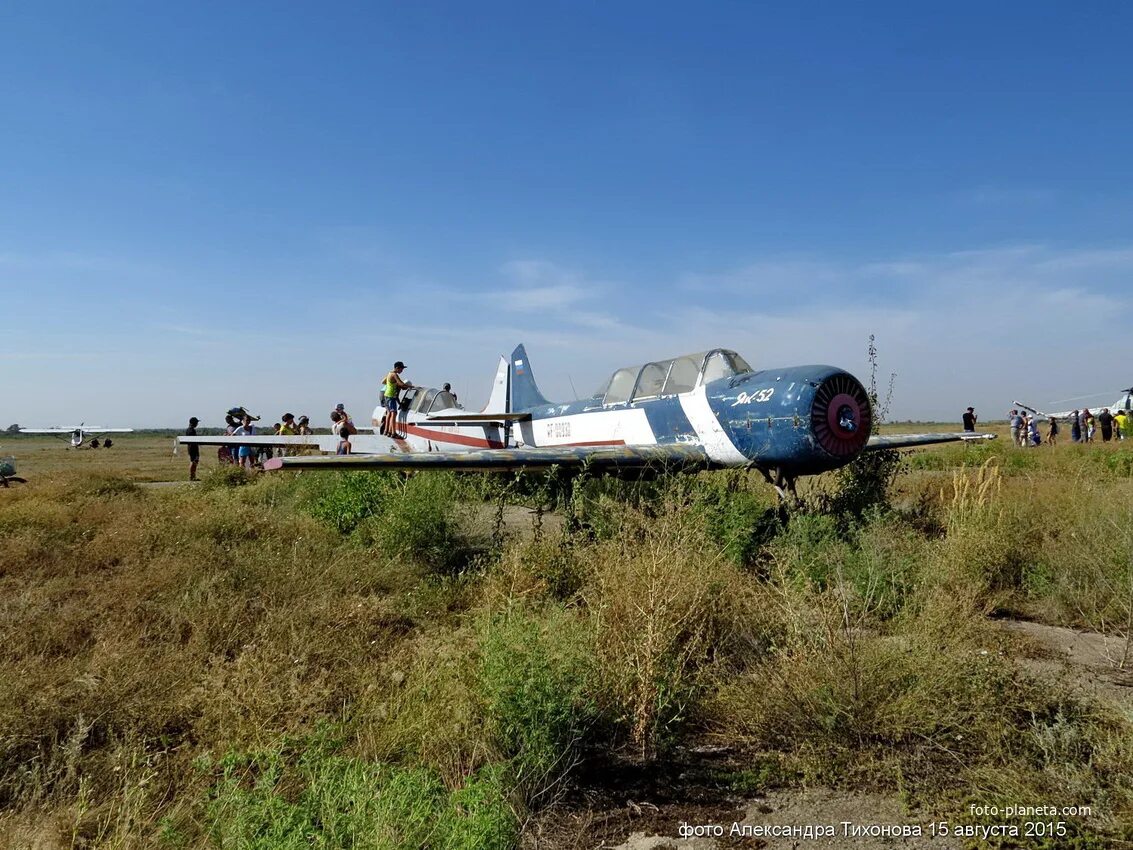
[{"left": 181, "top": 343, "right": 993, "bottom": 497}]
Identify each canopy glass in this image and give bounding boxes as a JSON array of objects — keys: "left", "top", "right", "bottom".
[{"left": 592, "top": 349, "right": 752, "bottom": 405}]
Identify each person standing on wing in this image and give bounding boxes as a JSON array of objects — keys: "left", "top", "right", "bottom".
[{"left": 382, "top": 361, "right": 414, "bottom": 438}]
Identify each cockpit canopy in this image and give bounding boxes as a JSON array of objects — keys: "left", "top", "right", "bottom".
[
  {"left": 593, "top": 349, "right": 753, "bottom": 405},
  {"left": 402, "top": 387, "right": 462, "bottom": 415}
]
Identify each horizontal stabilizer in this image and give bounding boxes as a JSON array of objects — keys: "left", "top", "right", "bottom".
[
  {"left": 268, "top": 443, "right": 712, "bottom": 472},
  {"left": 865, "top": 432, "right": 997, "bottom": 451}
]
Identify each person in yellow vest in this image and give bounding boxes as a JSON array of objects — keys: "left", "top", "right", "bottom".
[
  {"left": 382, "top": 361, "right": 414, "bottom": 438},
  {"left": 1116, "top": 409, "right": 1129, "bottom": 441},
  {"left": 276, "top": 413, "right": 297, "bottom": 456}
]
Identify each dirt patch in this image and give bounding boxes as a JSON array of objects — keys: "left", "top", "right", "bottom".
[
  {"left": 464, "top": 503, "right": 564, "bottom": 541},
  {"left": 526, "top": 786, "right": 959, "bottom": 850},
  {"left": 521, "top": 750, "right": 749, "bottom": 849},
  {"left": 521, "top": 749, "right": 958, "bottom": 850},
  {"left": 728, "top": 788, "right": 959, "bottom": 850},
  {"left": 997, "top": 619, "right": 1133, "bottom": 707}
]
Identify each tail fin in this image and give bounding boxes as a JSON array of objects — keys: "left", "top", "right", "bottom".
[
  {"left": 509, "top": 344, "right": 550, "bottom": 410},
  {"left": 479, "top": 356, "right": 510, "bottom": 414}
]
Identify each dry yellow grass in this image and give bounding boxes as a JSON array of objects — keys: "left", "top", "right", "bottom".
[
  {"left": 3, "top": 434, "right": 189, "bottom": 483},
  {"left": 2, "top": 434, "right": 1133, "bottom": 848}
]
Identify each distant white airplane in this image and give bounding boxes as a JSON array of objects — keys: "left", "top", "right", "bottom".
[
  {"left": 1013, "top": 386, "right": 1133, "bottom": 420},
  {"left": 20, "top": 424, "right": 134, "bottom": 448}
]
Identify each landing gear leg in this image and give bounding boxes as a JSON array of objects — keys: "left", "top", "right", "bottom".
[{"left": 760, "top": 467, "right": 799, "bottom": 520}]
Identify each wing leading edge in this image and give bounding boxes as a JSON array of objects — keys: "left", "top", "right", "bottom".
[
  {"left": 21, "top": 428, "right": 134, "bottom": 434},
  {"left": 179, "top": 435, "right": 329, "bottom": 447},
  {"left": 267, "top": 443, "right": 713, "bottom": 472},
  {"left": 865, "top": 432, "right": 997, "bottom": 450}
]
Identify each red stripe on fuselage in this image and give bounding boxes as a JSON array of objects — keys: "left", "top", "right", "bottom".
[
  {"left": 403, "top": 424, "right": 626, "bottom": 451},
  {"left": 403, "top": 423, "right": 504, "bottom": 449}
]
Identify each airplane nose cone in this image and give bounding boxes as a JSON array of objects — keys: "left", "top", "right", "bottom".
[{"left": 811, "top": 373, "right": 872, "bottom": 458}]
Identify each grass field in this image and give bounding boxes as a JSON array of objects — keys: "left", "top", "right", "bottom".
[
  {"left": 1, "top": 434, "right": 189, "bottom": 483},
  {"left": 1, "top": 429, "right": 1132, "bottom": 848}
]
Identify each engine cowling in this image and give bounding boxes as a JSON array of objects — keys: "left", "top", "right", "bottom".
[{"left": 707, "top": 366, "right": 873, "bottom": 474}]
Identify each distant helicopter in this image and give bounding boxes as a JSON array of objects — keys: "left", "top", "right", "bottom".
[
  {"left": 1013, "top": 385, "right": 1133, "bottom": 420},
  {"left": 0, "top": 453, "right": 26, "bottom": 487}
]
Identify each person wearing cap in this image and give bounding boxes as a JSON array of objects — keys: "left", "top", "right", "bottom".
[
  {"left": 185, "top": 417, "right": 201, "bottom": 481},
  {"left": 382, "top": 361, "right": 414, "bottom": 438},
  {"left": 962, "top": 406, "right": 977, "bottom": 432},
  {"left": 331, "top": 403, "right": 357, "bottom": 436}
]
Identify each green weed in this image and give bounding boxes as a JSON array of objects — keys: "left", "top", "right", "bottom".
[{"left": 477, "top": 608, "right": 596, "bottom": 802}]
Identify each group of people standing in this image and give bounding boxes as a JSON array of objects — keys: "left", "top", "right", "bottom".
[
  {"left": 183, "top": 360, "right": 442, "bottom": 478},
  {"left": 1064, "top": 407, "right": 1127, "bottom": 443},
  {"left": 1007, "top": 407, "right": 1128, "bottom": 447},
  {"left": 218, "top": 407, "right": 308, "bottom": 470},
  {"left": 184, "top": 407, "right": 317, "bottom": 479},
  {"left": 1007, "top": 409, "right": 1049, "bottom": 447}
]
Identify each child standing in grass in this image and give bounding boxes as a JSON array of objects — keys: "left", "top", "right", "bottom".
[{"left": 235, "top": 415, "right": 256, "bottom": 469}]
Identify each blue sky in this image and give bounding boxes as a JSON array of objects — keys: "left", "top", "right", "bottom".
[{"left": 2, "top": 2, "right": 1132, "bottom": 426}]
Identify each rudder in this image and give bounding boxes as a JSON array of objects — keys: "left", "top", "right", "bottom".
[{"left": 509, "top": 344, "right": 550, "bottom": 410}]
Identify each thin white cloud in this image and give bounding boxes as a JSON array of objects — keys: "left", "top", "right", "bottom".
[{"left": 6, "top": 243, "right": 1133, "bottom": 425}]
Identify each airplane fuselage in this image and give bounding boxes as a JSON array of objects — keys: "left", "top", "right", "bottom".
[{"left": 375, "top": 364, "right": 872, "bottom": 477}]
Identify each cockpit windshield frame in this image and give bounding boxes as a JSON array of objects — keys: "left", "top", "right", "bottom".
[{"left": 595, "top": 348, "right": 752, "bottom": 406}]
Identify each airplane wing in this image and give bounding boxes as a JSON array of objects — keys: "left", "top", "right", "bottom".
[
  {"left": 265, "top": 443, "right": 713, "bottom": 472},
  {"left": 20, "top": 427, "right": 134, "bottom": 434},
  {"left": 179, "top": 435, "right": 327, "bottom": 447},
  {"left": 865, "top": 432, "right": 996, "bottom": 450},
  {"left": 179, "top": 434, "right": 395, "bottom": 453}
]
